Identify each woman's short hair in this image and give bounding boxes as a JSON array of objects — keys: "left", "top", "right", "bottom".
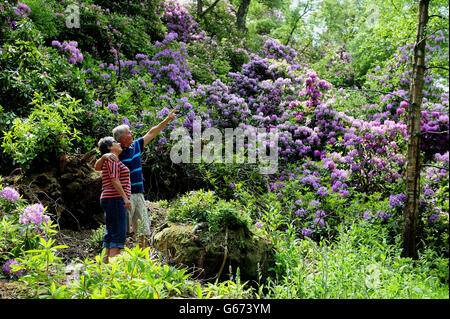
[
  {"left": 98, "top": 136, "right": 116, "bottom": 155},
  {"left": 112, "top": 124, "right": 129, "bottom": 142}
]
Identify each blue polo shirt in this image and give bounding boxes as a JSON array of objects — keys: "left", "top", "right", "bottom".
[{"left": 119, "top": 138, "right": 145, "bottom": 194}]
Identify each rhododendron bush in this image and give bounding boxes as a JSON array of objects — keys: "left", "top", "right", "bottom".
[{"left": 0, "top": 0, "right": 448, "bottom": 299}]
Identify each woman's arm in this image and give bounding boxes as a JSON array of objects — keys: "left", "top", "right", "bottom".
[
  {"left": 110, "top": 178, "right": 131, "bottom": 210},
  {"left": 94, "top": 153, "right": 118, "bottom": 171}
]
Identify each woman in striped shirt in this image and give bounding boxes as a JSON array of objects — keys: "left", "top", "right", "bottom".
[{"left": 97, "top": 136, "right": 131, "bottom": 263}]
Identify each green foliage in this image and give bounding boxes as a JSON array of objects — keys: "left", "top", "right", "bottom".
[
  {"left": 208, "top": 200, "right": 250, "bottom": 232},
  {"left": 17, "top": 237, "right": 68, "bottom": 297},
  {"left": 347, "top": 0, "right": 417, "bottom": 79},
  {"left": 186, "top": 35, "right": 250, "bottom": 84},
  {"left": 21, "top": 0, "right": 59, "bottom": 38},
  {"left": 167, "top": 189, "right": 251, "bottom": 233},
  {"left": 196, "top": 0, "right": 238, "bottom": 41},
  {"left": 0, "top": 0, "right": 448, "bottom": 299},
  {"left": 86, "top": 225, "right": 106, "bottom": 252},
  {"left": 0, "top": 183, "right": 59, "bottom": 279},
  {"left": 314, "top": 0, "right": 362, "bottom": 46},
  {"left": 187, "top": 37, "right": 232, "bottom": 85},
  {"left": 1, "top": 93, "right": 82, "bottom": 171},
  {"left": 42, "top": 246, "right": 196, "bottom": 299},
  {"left": 264, "top": 223, "right": 449, "bottom": 298},
  {"left": 167, "top": 189, "right": 217, "bottom": 223},
  {"left": 201, "top": 268, "right": 254, "bottom": 299},
  {"left": 197, "top": 161, "right": 267, "bottom": 200},
  {"left": 0, "top": 38, "right": 90, "bottom": 117}
]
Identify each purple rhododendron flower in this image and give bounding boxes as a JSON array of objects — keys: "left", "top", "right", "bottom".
[
  {"left": 19, "top": 203, "right": 50, "bottom": 225},
  {"left": 428, "top": 214, "right": 439, "bottom": 224},
  {"left": 159, "top": 137, "right": 167, "bottom": 145},
  {"left": 108, "top": 103, "right": 118, "bottom": 111},
  {"left": 310, "top": 199, "right": 320, "bottom": 207},
  {"left": 2, "top": 260, "right": 23, "bottom": 276},
  {"left": 399, "top": 101, "right": 408, "bottom": 108},
  {"left": 315, "top": 210, "right": 326, "bottom": 218},
  {"left": 301, "top": 227, "right": 312, "bottom": 237},
  {"left": 296, "top": 209, "right": 305, "bottom": 216},
  {"left": 1, "top": 187, "right": 19, "bottom": 201},
  {"left": 317, "top": 186, "right": 328, "bottom": 197},
  {"left": 121, "top": 117, "right": 130, "bottom": 125},
  {"left": 423, "top": 189, "right": 435, "bottom": 197},
  {"left": 314, "top": 217, "right": 325, "bottom": 227},
  {"left": 389, "top": 194, "right": 406, "bottom": 209},
  {"left": 376, "top": 210, "right": 391, "bottom": 220},
  {"left": 363, "top": 210, "right": 373, "bottom": 220}
]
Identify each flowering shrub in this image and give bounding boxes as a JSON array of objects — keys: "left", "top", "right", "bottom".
[
  {"left": 363, "top": 40, "right": 449, "bottom": 159},
  {"left": 151, "top": 32, "right": 192, "bottom": 94},
  {"left": 419, "top": 152, "right": 449, "bottom": 252},
  {"left": 2, "top": 259, "right": 23, "bottom": 277},
  {"left": 1, "top": 186, "right": 20, "bottom": 201},
  {"left": 49, "top": 0, "right": 165, "bottom": 61},
  {"left": 193, "top": 79, "right": 250, "bottom": 128},
  {"left": 0, "top": 183, "right": 57, "bottom": 278},
  {"left": 313, "top": 45, "right": 356, "bottom": 87},
  {"left": 0, "top": 1, "right": 31, "bottom": 39},
  {"left": 1, "top": 94, "right": 82, "bottom": 171},
  {"left": 260, "top": 37, "right": 299, "bottom": 65},
  {"left": 19, "top": 203, "right": 51, "bottom": 225},
  {"left": 160, "top": 0, "right": 205, "bottom": 44},
  {"left": 168, "top": 189, "right": 251, "bottom": 233},
  {"left": 51, "top": 40, "right": 83, "bottom": 65}
]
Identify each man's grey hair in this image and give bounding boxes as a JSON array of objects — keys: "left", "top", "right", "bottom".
[{"left": 112, "top": 124, "right": 129, "bottom": 142}]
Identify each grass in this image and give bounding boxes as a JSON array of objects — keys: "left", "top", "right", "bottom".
[{"left": 264, "top": 222, "right": 449, "bottom": 299}]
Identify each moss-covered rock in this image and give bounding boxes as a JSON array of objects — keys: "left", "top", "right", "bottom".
[
  {"left": 153, "top": 219, "right": 275, "bottom": 283},
  {"left": 3, "top": 150, "right": 103, "bottom": 229}
]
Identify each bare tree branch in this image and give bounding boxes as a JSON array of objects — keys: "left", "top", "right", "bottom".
[
  {"left": 199, "top": 0, "right": 221, "bottom": 19},
  {"left": 421, "top": 130, "right": 449, "bottom": 135},
  {"left": 428, "top": 14, "right": 447, "bottom": 20},
  {"left": 423, "top": 164, "right": 449, "bottom": 171},
  {"left": 425, "top": 65, "right": 449, "bottom": 71}
]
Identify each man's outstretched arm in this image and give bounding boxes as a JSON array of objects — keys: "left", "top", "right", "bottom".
[{"left": 142, "top": 109, "right": 177, "bottom": 147}]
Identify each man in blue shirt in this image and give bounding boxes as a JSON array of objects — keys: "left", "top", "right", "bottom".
[{"left": 95, "top": 109, "right": 177, "bottom": 248}]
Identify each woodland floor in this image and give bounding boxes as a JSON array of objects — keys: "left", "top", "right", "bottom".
[{"left": 0, "top": 203, "right": 171, "bottom": 299}]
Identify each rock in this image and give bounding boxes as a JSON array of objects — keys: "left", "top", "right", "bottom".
[
  {"left": 153, "top": 217, "right": 275, "bottom": 283},
  {"left": 3, "top": 150, "right": 103, "bottom": 230}
]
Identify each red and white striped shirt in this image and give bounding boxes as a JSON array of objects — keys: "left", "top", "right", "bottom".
[{"left": 100, "top": 159, "right": 131, "bottom": 199}]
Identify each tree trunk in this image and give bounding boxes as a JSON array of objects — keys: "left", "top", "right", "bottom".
[
  {"left": 197, "top": 0, "right": 203, "bottom": 19},
  {"left": 236, "top": 0, "right": 251, "bottom": 33},
  {"left": 401, "top": 0, "right": 429, "bottom": 260}
]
